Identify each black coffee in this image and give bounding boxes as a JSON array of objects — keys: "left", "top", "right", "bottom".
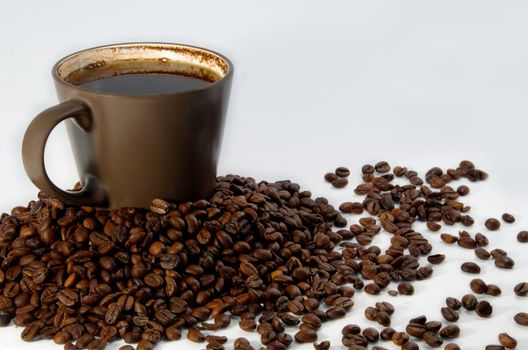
[{"left": 78, "top": 73, "right": 211, "bottom": 95}]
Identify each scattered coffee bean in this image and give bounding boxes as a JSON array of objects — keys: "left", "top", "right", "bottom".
[
  {"left": 498, "top": 333, "right": 517, "bottom": 348},
  {"left": 486, "top": 284, "right": 502, "bottom": 296},
  {"left": 461, "top": 294, "right": 478, "bottom": 311},
  {"left": 295, "top": 329, "right": 317, "bottom": 343},
  {"left": 428, "top": 254, "right": 446, "bottom": 264},
  {"left": 380, "top": 327, "right": 395, "bottom": 341},
  {"left": 439, "top": 325, "right": 460, "bottom": 338},
  {"left": 514, "top": 282, "right": 528, "bottom": 296},
  {"left": 324, "top": 172, "right": 338, "bottom": 183},
  {"left": 444, "top": 344, "right": 461, "bottom": 350},
  {"left": 392, "top": 332, "right": 409, "bottom": 346},
  {"left": 485, "top": 218, "right": 501, "bottom": 231},
  {"left": 441, "top": 307, "right": 459, "bottom": 322},
  {"left": 475, "top": 247, "right": 491, "bottom": 260},
  {"left": 375, "top": 161, "right": 391, "bottom": 173},
  {"left": 335, "top": 167, "right": 350, "bottom": 178},
  {"left": 495, "top": 256, "right": 515, "bottom": 269},
  {"left": 514, "top": 312, "right": 528, "bottom": 326},
  {"left": 398, "top": 283, "right": 414, "bottom": 296},
  {"left": 423, "top": 331, "right": 444, "bottom": 347},
  {"left": 461, "top": 262, "right": 481, "bottom": 274},
  {"left": 475, "top": 301, "right": 493, "bottom": 318},
  {"left": 313, "top": 340, "right": 330, "bottom": 350},
  {"left": 485, "top": 346, "right": 505, "bottom": 350},
  {"left": 501, "top": 213, "right": 515, "bottom": 223},
  {"left": 517, "top": 231, "right": 528, "bottom": 243},
  {"left": 446, "top": 297, "right": 462, "bottom": 310},
  {"left": 331, "top": 177, "right": 348, "bottom": 188},
  {"left": 362, "top": 327, "right": 379, "bottom": 342},
  {"left": 470, "top": 279, "right": 488, "bottom": 294}
]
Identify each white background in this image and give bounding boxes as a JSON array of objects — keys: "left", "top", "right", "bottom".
[{"left": 1, "top": 1, "right": 528, "bottom": 349}]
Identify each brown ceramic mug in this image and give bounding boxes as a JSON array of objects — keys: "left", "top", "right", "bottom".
[{"left": 22, "top": 43, "right": 233, "bottom": 209}]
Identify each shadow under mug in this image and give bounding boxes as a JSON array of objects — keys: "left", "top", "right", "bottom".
[{"left": 22, "top": 43, "right": 233, "bottom": 209}]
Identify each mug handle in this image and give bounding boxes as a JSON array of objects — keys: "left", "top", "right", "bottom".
[{"left": 22, "top": 100, "right": 108, "bottom": 207}]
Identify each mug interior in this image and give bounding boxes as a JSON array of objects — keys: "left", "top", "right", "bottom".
[{"left": 55, "top": 43, "right": 230, "bottom": 88}]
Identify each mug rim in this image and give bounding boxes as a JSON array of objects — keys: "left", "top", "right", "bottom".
[{"left": 52, "top": 42, "right": 234, "bottom": 98}]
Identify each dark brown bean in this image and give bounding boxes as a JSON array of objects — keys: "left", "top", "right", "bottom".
[
  {"left": 335, "top": 167, "right": 350, "bottom": 177},
  {"left": 517, "top": 231, "right": 528, "bottom": 243},
  {"left": 498, "top": 333, "right": 517, "bottom": 348},
  {"left": 485, "top": 218, "right": 501, "bottom": 231},
  {"left": 295, "top": 329, "right": 317, "bottom": 343},
  {"left": 501, "top": 213, "right": 515, "bottom": 223},
  {"left": 514, "top": 312, "right": 528, "bottom": 326},
  {"left": 475, "top": 301, "right": 493, "bottom": 318},
  {"left": 495, "top": 256, "right": 515, "bottom": 269},
  {"left": 514, "top": 282, "right": 528, "bottom": 296},
  {"left": 461, "top": 262, "right": 481, "bottom": 274}
]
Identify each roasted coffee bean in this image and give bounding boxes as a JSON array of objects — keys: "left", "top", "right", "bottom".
[
  {"left": 0, "top": 311, "right": 11, "bottom": 327},
  {"left": 446, "top": 297, "right": 461, "bottom": 310},
  {"left": 342, "top": 324, "right": 361, "bottom": 336},
  {"left": 392, "top": 332, "right": 409, "bottom": 346},
  {"left": 475, "top": 301, "right": 493, "bottom": 318},
  {"left": 485, "top": 218, "right": 501, "bottom": 231},
  {"left": 439, "top": 325, "right": 460, "bottom": 339},
  {"left": 490, "top": 249, "right": 508, "bottom": 258},
  {"left": 362, "top": 164, "right": 375, "bottom": 174},
  {"left": 501, "top": 213, "right": 515, "bottom": 223},
  {"left": 398, "top": 283, "right": 414, "bottom": 295},
  {"left": 485, "top": 346, "right": 505, "bottom": 350},
  {"left": 324, "top": 172, "right": 338, "bottom": 183},
  {"left": 427, "top": 254, "right": 445, "bottom": 264},
  {"left": 165, "top": 327, "right": 182, "bottom": 341},
  {"left": 461, "top": 294, "right": 478, "bottom": 311},
  {"left": 402, "top": 342, "right": 419, "bottom": 350},
  {"left": 441, "top": 233, "right": 458, "bottom": 244},
  {"left": 119, "top": 346, "right": 134, "bottom": 350},
  {"left": 187, "top": 327, "right": 205, "bottom": 343},
  {"left": 514, "top": 282, "right": 528, "bottom": 296},
  {"left": 239, "top": 318, "right": 257, "bottom": 332},
  {"left": 331, "top": 178, "right": 348, "bottom": 188},
  {"left": 461, "top": 262, "right": 481, "bottom": 274},
  {"left": 362, "top": 327, "right": 379, "bottom": 342},
  {"left": 375, "top": 161, "right": 391, "bottom": 173},
  {"left": 441, "top": 307, "right": 459, "bottom": 322},
  {"left": 423, "top": 331, "right": 443, "bottom": 347},
  {"left": 406, "top": 323, "right": 426, "bottom": 337},
  {"left": 313, "top": 340, "right": 330, "bottom": 350},
  {"left": 335, "top": 167, "right": 350, "bottom": 177},
  {"left": 495, "top": 256, "right": 515, "bottom": 269},
  {"left": 514, "top": 312, "right": 528, "bottom": 326},
  {"left": 380, "top": 327, "right": 395, "bottom": 341},
  {"left": 295, "top": 329, "right": 317, "bottom": 343},
  {"left": 445, "top": 344, "right": 461, "bottom": 350},
  {"left": 498, "top": 333, "right": 517, "bottom": 348},
  {"left": 470, "top": 279, "right": 488, "bottom": 294},
  {"left": 486, "top": 284, "right": 502, "bottom": 296},
  {"left": 517, "top": 231, "right": 528, "bottom": 243},
  {"left": 475, "top": 247, "right": 491, "bottom": 260}
]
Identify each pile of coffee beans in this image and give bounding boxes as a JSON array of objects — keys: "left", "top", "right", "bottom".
[{"left": 0, "top": 161, "right": 525, "bottom": 350}]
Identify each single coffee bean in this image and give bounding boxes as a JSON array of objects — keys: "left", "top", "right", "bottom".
[
  {"left": 314, "top": 340, "right": 330, "bottom": 350},
  {"left": 380, "top": 327, "right": 395, "bottom": 341},
  {"left": 423, "top": 331, "right": 443, "bottom": 347},
  {"left": 0, "top": 311, "right": 11, "bottom": 327},
  {"left": 445, "top": 344, "right": 461, "bottom": 350},
  {"left": 446, "top": 297, "right": 461, "bottom": 310},
  {"left": 342, "top": 324, "right": 361, "bottom": 336},
  {"left": 402, "top": 341, "right": 419, "bottom": 350},
  {"left": 470, "top": 279, "right": 488, "bottom": 294},
  {"left": 485, "top": 218, "right": 501, "bottom": 231},
  {"left": 490, "top": 248, "right": 508, "bottom": 258},
  {"left": 362, "top": 327, "right": 379, "bottom": 342},
  {"left": 324, "top": 172, "right": 338, "bottom": 183},
  {"left": 405, "top": 323, "right": 426, "bottom": 337},
  {"left": 119, "top": 346, "right": 135, "bottom": 350},
  {"left": 362, "top": 164, "right": 375, "bottom": 174},
  {"left": 475, "top": 301, "right": 493, "bottom": 318},
  {"left": 331, "top": 177, "right": 348, "bottom": 188},
  {"left": 517, "top": 231, "right": 528, "bottom": 243},
  {"left": 441, "top": 307, "right": 459, "bottom": 322},
  {"left": 498, "top": 333, "right": 517, "bottom": 348},
  {"left": 514, "top": 312, "right": 528, "bottom": 326},
  {"left": 427, "top": 254, "right": 445, "bottom": 264},
  {"left": 495, "top": 256, "right": 515, "bottom": 269},
  {"left": 392, "top": 332, "right": 409, "bottom": 346},
  {"left": 461, "top": 294, "right": 478, "bottom": 311},
  {"left": 461, "top": 262, "right": 481, "bottom": 274},
  {"left": 501, "top": 213, "right": 515, "bottom": 223},
  {"left": 475, "top": 247, "right": 491, "bottom": 260},
  {"left": 486, "top": 284, "right": 502, "bottom": 296},
  {"left": 475, "top": 233, "right": 489, "bottom": 247},
  {"left": 514, "top": 282, "right": 528, "bottom": 296},
  {"left": 294, "top": 329, "right": 317, "bottom": 343},
  {"left": 441, "top": 233, "right": 458, "bottom": 244},
  {"left": 398, "top": 283, "right": 414, "bottom": 295},
  {"left": 485, "top": 346, "right": 505, "bottom": 350},
  {"left": 187, "top": 327, "right": 205, "bottom": 343},
  {"left": 427, "top": 221, "right": 442, "bottom": 232},
  {"left": 335, "top": 167, "right": 350, "bottom": 177},
  {"left": 375, "top": 161, "right": 391, "bottom": 173},
  {"left": 439, "top": 325, "right": 460, "bottom": 338}
]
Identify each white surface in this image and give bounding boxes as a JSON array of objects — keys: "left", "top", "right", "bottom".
[{"left": 1, "top": 1, "right": 528, "bottom": 349}]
